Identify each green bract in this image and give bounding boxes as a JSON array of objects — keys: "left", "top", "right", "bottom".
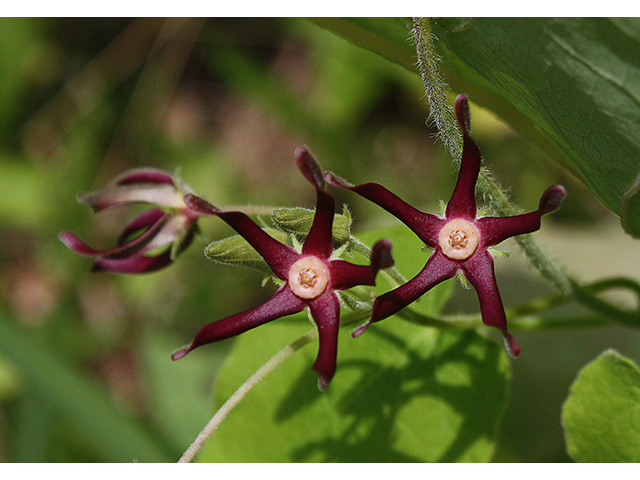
[
  {"left": 271, "top": 205, "right": 352, "bottom": 248},
  {"left": 204, "top": 229, "right": 289, "bottom": 273}
]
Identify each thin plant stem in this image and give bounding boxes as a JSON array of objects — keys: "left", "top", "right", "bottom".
[
  {"left": 177, "top": 328, "right": 318, "bottom": 463},
  {"left": 394, "top": 276, "right": 640, "bottom": 332}
]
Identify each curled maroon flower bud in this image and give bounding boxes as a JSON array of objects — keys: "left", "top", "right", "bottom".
[
  {"left": 173, "top": 146, "right": 393, "bottom": 390},
  {"left": 326, "top": 94, "right": 566, "bottom": 357},
  {"left": 59, "top": 168, "right": 203, "bottom": 274}
]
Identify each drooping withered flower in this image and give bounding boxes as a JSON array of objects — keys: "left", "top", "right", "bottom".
[
  {"left": 59, "top": 168, "right": 203, "bottom": 274},
  {"left": 172, "top": 146, "right": 394, "bottom": 389},
  {"left": 325, "top": 94, "right": 566, "bottom": 357}
]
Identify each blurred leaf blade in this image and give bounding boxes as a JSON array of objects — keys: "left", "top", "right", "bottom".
[
  {"left": 0, "top": 309, "right": 173, "bottom": 462},
  {"left": 562, "top": 350, "right": 640, "bottom": 462},
  {"left": 308, "top": 18, "right": 415, "bottom": 72}
]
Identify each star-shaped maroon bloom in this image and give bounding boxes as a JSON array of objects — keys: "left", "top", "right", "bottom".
[
  {"left": 60, "top": 168, "right": 203, "bottom": 274},
  {"left": 172, "top": 146, "right": 394, "bottom": 389},
  {"left": 325, "top": 94, "right": 566, "bottom": 357}
]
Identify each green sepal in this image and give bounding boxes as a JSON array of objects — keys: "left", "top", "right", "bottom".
[
  {"left": 204, "top": 228, "right": 289, "bottom": 273},
  {"left": 271, "top": 204, "right": 352, "bottom": 248}
]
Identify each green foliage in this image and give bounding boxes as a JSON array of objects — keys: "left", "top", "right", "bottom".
[
  {"left": 562, "top": 350, "right": 640, "bottom": 462},
  {"left": 201, "top": 320, "right": 509, "bottom": 462}
]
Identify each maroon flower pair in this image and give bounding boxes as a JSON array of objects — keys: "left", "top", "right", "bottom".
[{"left": 61, "top": 94, "right": 565, "bottom": 387}]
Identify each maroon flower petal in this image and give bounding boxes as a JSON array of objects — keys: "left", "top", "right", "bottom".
[
  {"left": 112, "top": 168, "right": 176, "bottom": 186},
  {"left": 308, "top": 290, "right": 341, "bottom": 390},
  {"left": 172, "top": 285, "right": 306, "bottom": 361},
  {"left": 116, "top": 208, "right": 166, "bottom": 245},
  {"left": 329, "top": 239, "right": 394, "bottom": 291},
  {"left": 354, "top": 250, "right": 458, "bottom": 337},
  {"left": 445, "top": 94, "right": 481, "bottom": 220},
  {"left": 78, "top": 184, "right": 183, "bottom": 213},
  {"left": 539, "top": 185, "right": 567, "bottom": 214},
  {"left": 324, "top": 172, "right": 443, "bottom": 246},
  {"left": 302, "top": 188, "right": 336, "bottom": 259},
  {"left": 184, "top": 194, "right": 299, "bottom": 280},
  {"left": 295, "top": 148, "right": 335, "bottom": 259},
  {"left": 182, "top": 193, "right": 221, "bottom": 215},
  {"left": 477, "top": 184, "right": 566, "bottom": 247},
  {"left": 92, "top": 250, "right": 173, "bottom": 274},
  {"left": 58, "top": 231, "right": 106, "bottom": 256},
  {"left": 460, "top": 249, "right": 520, "bottom": 357},
  {"left": 82, "top": 212, "right": 168, "bottom": 260},
  {"left": 294, "top": 146, "right": 325, "bottom": 191},
  {"left": 477, "top": 212, "right": 544, "bottom": 248}
]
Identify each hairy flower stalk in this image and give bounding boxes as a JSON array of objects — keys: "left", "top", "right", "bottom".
[
  {"left": 325, "top": 94, "right": 566, "bottom": 356},
  {"left": 59, "top": 168, "right": 203, "bottom": 274},
  {"left": 172, "top": 146, "right": 394, "bottom": 389}
]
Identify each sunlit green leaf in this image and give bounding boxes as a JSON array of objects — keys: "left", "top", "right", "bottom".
[
  {"left": 199, "top": 317, "right": 509, "bottom": 462},
  {"left": 562, "top": 350, "right": 640, "bottom": 462}
]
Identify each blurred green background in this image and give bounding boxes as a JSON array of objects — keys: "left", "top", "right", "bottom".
[{"left": 0, "top": 17, "right": 639, "bottom": 462}]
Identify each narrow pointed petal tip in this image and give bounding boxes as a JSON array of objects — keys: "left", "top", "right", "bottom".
[
  {"left": 316, "top": 374, "right": 329, "bottom": 391},
  {"left": 455, "top": 94, "right": 471, "bottom": 133},
  {"left": 351, "top": 321, "right": 371, "bottom": 338},
  {"left": 313, "top": 363, "right": 335, "bottom": 391},
  {"left": 58, "top": 231, "right": 100, "bottom": 256},
  {"left": 171, "top": 345, "right": 191, "bottom": 361},
  {"left": 295, "top": 145, "right": 325, "bottom": 191},
  {"left": 539, "top": 185, "right": 566, "bottom": 214},
  {"left": 183, "top": 193, "right": 221, "bottom": 215},
  {"left": 323, "top": 171, "right": 353, "bottom": 189},
  {"left": 504, "top": 334, "right": 521, "bottom": 358}
]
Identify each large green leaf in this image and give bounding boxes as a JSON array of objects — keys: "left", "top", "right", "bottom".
[
  {"left": 562, "top": 350, "right": 640, "bottom": 462},
  {"left": 312, "top": 18, "right": 640, "bottom": 237},
  {"left": 196, "top": 226, "right": 511, "bottom": 462}
]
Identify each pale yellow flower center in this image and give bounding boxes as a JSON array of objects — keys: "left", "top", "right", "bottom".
[
  {"left": 288, "top": 256, "right": 329, "bottom": 299},
  {"left": 438, "top": 218, "right": 479, "bottom": 261}
]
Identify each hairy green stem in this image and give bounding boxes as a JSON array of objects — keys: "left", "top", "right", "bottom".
[{"left": 412, "top": 17, "right": 462, "bottom": 161}]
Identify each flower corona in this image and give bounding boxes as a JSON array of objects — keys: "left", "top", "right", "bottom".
[{"left": 438, "top": 219, "right": 479, "bottom": 261}]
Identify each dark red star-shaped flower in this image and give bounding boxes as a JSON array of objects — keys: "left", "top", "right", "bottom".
[
  {"left": 59, "top": 168, "right": 202, "bottom": 274},
  {"left": 325, "top": 94, "right": 566, "bottom": 356},
  {"left": 172, "top": 146, "right": 393, "bottom": 389}
]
